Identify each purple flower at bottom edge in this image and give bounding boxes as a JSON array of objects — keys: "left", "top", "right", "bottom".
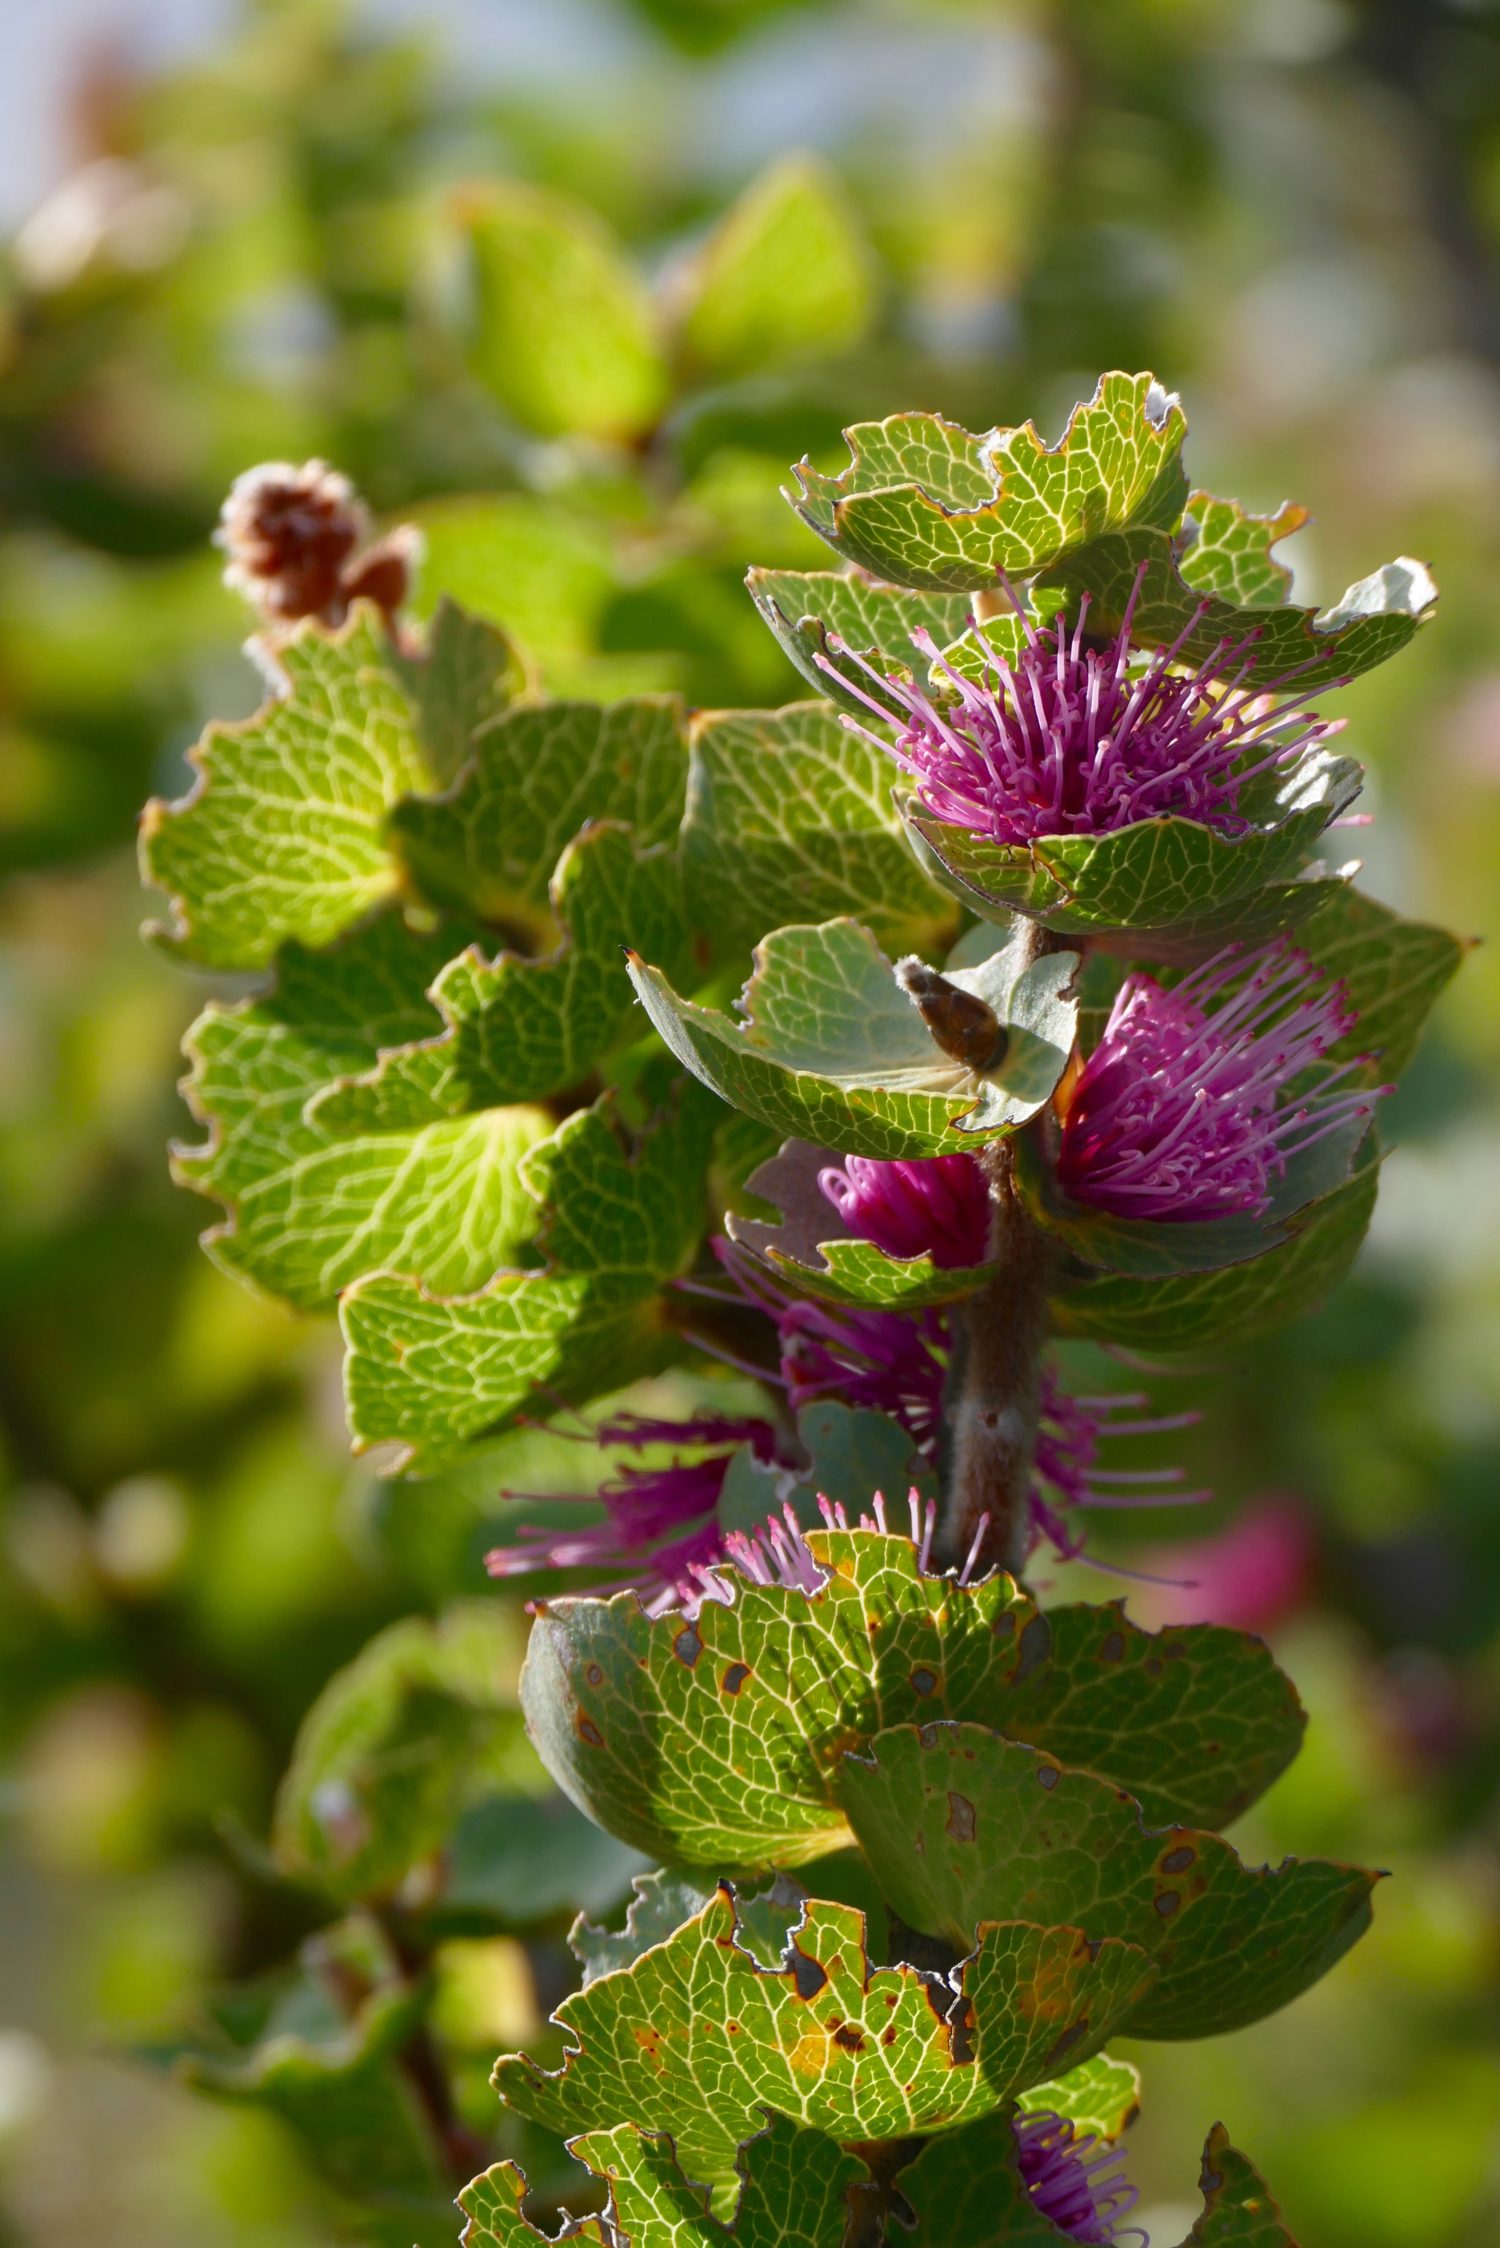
[
  {"left": 1056, "top": 938, "right": 1388, "bottom": 1224},
  {"left": 1013, "top": 2110, "right": 1147, "bottom": 2245},
  {"left": 817, "top": 568, "right": 1344, "bottom": 850}
]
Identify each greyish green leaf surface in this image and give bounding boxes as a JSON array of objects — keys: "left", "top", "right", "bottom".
[
  {"left": 174, "top": 910, "right": 554, "bottom": 1311},
  {"left": 997, "top": 1601, "right": 1305, "bottom": 1831},
  {"left": 271, "top": 1603, "right": 533, "bottom": 1904},
  {"left": 628, "top": 917, "right": 1077, "bottom": 1159},
  {"left": 724, "top": 1137, "right": 993, "bottom": 1310},
  {"left": 789, "top": 372, "right": 1188, "bottom": 591},
  {"left": 142, "top": 607, "right": 436, "bottom": 971},
  {"left": 390, "top": 696, "right": 689, "bottom": 938},
  {"left": 341, "top": 1084, "right": 715, "bottom": 1472},
  {"left": 838, "top": 1724, "right": 1377, "bottom": 2038},
  {"left": 1040, "top": 525, "right": 1437, "bottom": 689},
  {"left": 681, "top": 702, "right": 958, "bottom": 958},
  {"left": 313, "top": 824, "right": 689, "bottom": 1126},
  {"left": 679, "top": 154, "right": 873, "bottom": 378},
  {"left": 899, "top": 2117, "right": 1301, "bottom": 2248},
  {"left": 521, "top": 1532, "right": 1303, "bottom": 1865},
  {"left": 493, "top": 1887, "right": 1152, "bottom": 2207},
  {"left": 573, "top": 1871, "right": 806, "bottom": 1987},
  {"left": 461, "top": 2113, "right": 867, "bottom": 2248},
  {"left": 1052, "top": 1160, "right": 1380, "bottom": 1357},
  {"left": 745, "top": 569, "right": 973, "bottom": 714},
  {"left": 904, "top": 744, "right": 1360, "bottom": 947}
]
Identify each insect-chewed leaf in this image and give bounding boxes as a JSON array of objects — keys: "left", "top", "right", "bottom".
[
  {"left": 838, "top": 1724, "right": 1378, "bottom": 2039},
  {"left": 1054, "top": 1157, "right": 1380, "bottom": 1356},
  {"left": 628, "top": 917, "right": 1077, "bottom": 1159},
  {"left": 724, "top": 1136, "right": 993, "bottom": 1312},
  {"left": 897, "top": 2115, "right": 1303, "bottom": 2248},
  {"left": 341, "top": 1083, "right": 716, "bottom": 1473},
  {"left": 746, "top": 569, "right": 973, "bottom": 714},
  {"left": 389, "top": 695, "right": 689, "bottom": 941},
  {"left": 1040, "top": 523, "right": 1437, "bottom": 690},
  {"left": 678, "top": 154, "right": 873, "bottom": 379},
  {"left": 1178, "top": 490, "right": 1308, "bottom": 609},
  {"left": 788, "top": 372, "right": 1188, "bottom": 591},
  {"left": 520, "top": 1534, "right": 1303, "bottom": 1868},
  {"left": 174, "top": 909, "right": 553, "bottom": 1312},
  {"left": 462, "top": 2112, "right": 866, "bottom": 2248},
  {"left": 141, "top": 607, "right": 442, "bottom": 971},
  {"left": 492, "top": 1886, "right": 1153, "bottom": 2211},
  {"left": 681, "top": 702, "right": 958, "bottom": 959},
  {"left": 904, "top": 745, "right": 1360, "bottom": 953},
  {"left": 312, "top": 824, "right": 689, "bottom": 1128}
]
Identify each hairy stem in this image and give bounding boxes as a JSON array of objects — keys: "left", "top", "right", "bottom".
[{"left": 936, "top": 920, "right": 1065, "bottom": 1576}]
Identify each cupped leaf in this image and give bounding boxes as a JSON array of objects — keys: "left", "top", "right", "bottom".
[
  {"left": 1041, "top": 523, "right": 1437, "bottom": 690},
  {"left": 898, "top": 2115, "right": 1302, "bottom": 2248},
  {"left": 904, "top": 746, "right": 1360, "bottom": 952},
  {"left": 682, "top": 702, "right": 959, "bottom": 958},
  {"left": 272, "top": 1604, "right": 532, "bottom": 1904},
  {"left": 1015, "top": 1113, "right": 1373, "bottom": 1284},
  {"left": 390, "top": 695, "right": 689, "bottom": 940},
  {"left": 521, "top": 1533, "right": 1303, "bottom": 1867},
  {"left": 141, "top": 607, "right": 436, "bottom": 971},
  {"left": 789, "top": 372, "right": 1188, "bottom": 592},
  {"left": 839, "top": 1724, "right": 1377, "bottom": 2039},
  {"left": 628, "top": 917, "right": 1078, "bottom": 1160},
  {"left": 398, "top": 596, "right": 532, "bottom": 785},
  {"left": 678, "top": 154, "right": 874, "bottom": 379},
  {"left": 746, "top": 568, "right": 973, "bottom": 713},
  {"left": 493, "top": 1886, "right": 1153, "bottom": 2209},
  {"left": 725, "top": 1137, "right": 994, "bottom": 1310},
  {"left": 456, "top": 181, "right": 667, "bottom": 440},
  {"left": 174, "top": 910, "right": 553, "bottom": 1311},
  {"left": 1053, "top": 1155, "right": 1380, "bottom": 1357},
  {"left": 341, "top": 1083, "right": 716, "bottom": 1473},
  {"left": 314, "top": 824, "right": 689, "bottom": 1128}
]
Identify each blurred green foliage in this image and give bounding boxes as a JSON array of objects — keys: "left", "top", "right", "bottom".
[{"left": 2, "top": 0, "right": 1499, "bottom": 2242}]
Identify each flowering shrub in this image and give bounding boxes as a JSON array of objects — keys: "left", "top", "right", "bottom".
[{"left": 142, "top": 373, "right": 1462, "bottom": 2244}]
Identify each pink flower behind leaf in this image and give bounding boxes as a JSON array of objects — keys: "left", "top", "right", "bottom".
[
  {"left": 817, "top": 1150, "right": 991, "bottom": 1267},
  {"left": 1136, "top": 1495, "right": 1315, "bottom": 1635}
]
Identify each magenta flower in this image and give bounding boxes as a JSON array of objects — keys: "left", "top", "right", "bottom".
[
  {"left": 1057, "top": 939, "right": 1386, "bottom": 1223},
  {"left": 1012, "top": 2110, "right": 1146, "bottom": 2245},
  {"left": 818, "top": 571, "right": 1344, "bottom": 849},
  {"left": 817, "top": 1150, "right": 991, "bottom": 1267}
]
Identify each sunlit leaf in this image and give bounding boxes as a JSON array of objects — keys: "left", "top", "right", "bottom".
[{"left": 679, "top": 155, "right": 874, "bottom": 379}]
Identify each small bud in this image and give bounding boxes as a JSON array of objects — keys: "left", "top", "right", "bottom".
[
  {"left": 895, "top": 956, "right": 1008, "bottom": 1070},
  {"left": 215, "top": 460, "right": 419, "bottom": 633}
]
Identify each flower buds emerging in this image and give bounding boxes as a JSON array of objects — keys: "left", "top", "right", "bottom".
[{"left": 216, "top": 459, "right": 421, "bottom": 630}]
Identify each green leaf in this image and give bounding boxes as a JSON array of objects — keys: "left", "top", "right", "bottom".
[
  {"left": 1040, "top": 525, "right": 1437, "bottom": 690},
  {"left": 390, "top": 696, "right": 689, "bottom": 940},
  {"left": 460, "top": 2113, "right": 866, "bottom": 2248},
  {"left": 458, "top": 181, "right": 667, "bottom": 440},
  {"left": 493, "top": 1887, "right": 1152, "bottom": 2207},
  {"left": 521, "top": 1534, "right": 1302, "bottom": 1867},
  {"left": 1287, "top": 885, "right": 1468, "bottom": 1077},
  {"left": 682, "top": 702, "right": 959, "bottom": 959},
  {"left": 1179, "top": 490, "right": 1307, "bottom": 608},
  {"left": 1015, "top": 2052, "right": 1140, "bottom": 2140},
  {"left": 1051, "top": 1160, "right": 1380, "bottom": 1356},
  {"left": 144, "top": 1918, "right": 445, "bottom": 2210},
  {"left": 746, "top": 569, "right": 974, "bottom": 714},
  {"left": 441, "top": 1793, "right": 649, "bottom": 1933},
  {"left": 175, "top": 912, "right": 554, "bottom": 1313},
  {"left": 679, "top": 155, "right": 874, "bottom": 378},
  {"left": 628, "top": 917, "right": 1078, "bottom": 1159},
  {"left": 341, "top": 1084, "right": 715, "bottom": 1473},
  {"left": 998, "top": 1600, "right": 1305, "bottom": 1830},
  {"left": 141, "top": 607, "right": 436, "bottom": 971},
  {"left": 724, "top": 1137, "right": 993, "bottom": 1310},
  {"left": 898, "top": 2117, "right": 1302, "bottom": 2248},
  {"left": 314, "top": 825, "right": 689, "bottom": 1125},
  {"left": 573, "top": 1871, "right": 807, "bottom": 1986},
  {"left": 904, "top": 745, "right": 1360, "bottom": 950},
  {"left": 271, "top": 1603, "right": 532, "bottom": 1904},
  {"left": 837, "top": 1724, "right": 1377, "bottom": 2038},
  {"left": 789, "top": 372, "right": 1189, "bottom": 591},
  {"left": 397, "top": 595, "right": 532, "bottom": 786}
]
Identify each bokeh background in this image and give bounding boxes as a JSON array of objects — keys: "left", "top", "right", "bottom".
[{"left": 2, "top": 1, "right": 1499, "bottom": 2241}]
